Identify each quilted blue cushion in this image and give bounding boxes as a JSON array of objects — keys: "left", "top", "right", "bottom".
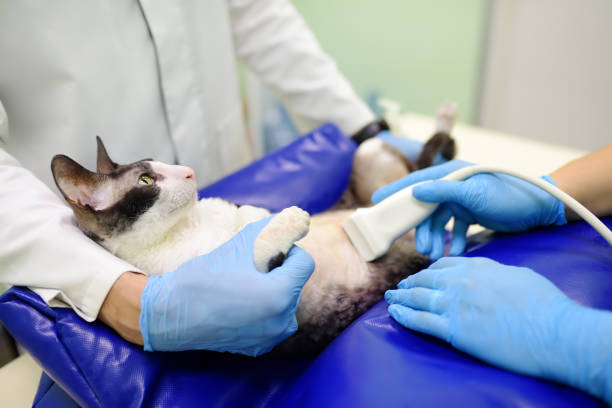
[
  {"left": 0, "top": 123, "right": 609, "bottom": 407},
  {"left": 281, "top": 219, "right": 612, "bottom": 407},
  {"left": 2, "top": 123, "right": 356, "bottom": 408},
  {"left": 198, "top": 123, "right": 356, "bottom": 214}
]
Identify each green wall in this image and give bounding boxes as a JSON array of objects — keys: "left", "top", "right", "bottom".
[{"left": 291, "top": 0, "right": 488, "bottom": 123}]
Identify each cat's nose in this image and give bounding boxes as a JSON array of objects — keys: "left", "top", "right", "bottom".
[{"left": 185, "top": 168, "right": 194, "bottom": 179}]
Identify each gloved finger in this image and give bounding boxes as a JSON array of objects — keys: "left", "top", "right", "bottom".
[
  {"left": 415, "top": 217, "right": 432, "bottom": 255},
  {"left": 385, "top": 288, "right": 446, "bottom": 315},
  {"left": 429, "top": 206, "right": 453, "bottom": 260},
  {"left": 388, "top": 304, "right": 450, "bottom": 341},
  {"left": 371, "top": 160, "right": 469, "bottom": 204},
  {"left": 428, "top": 256, "right": 464, "bottom": 269},
  {"left": 413, "top": 179, "right": 470, "bottom": 205},
  {"left": 248, "top": 315, "right": 298, "bottom": 357},
  {"left": 267, "top": 245, "right": 315, "bottom": 287},
  {"left": 398, "top": 268, "right": 447, "bottom": 290},
  {"left": 449, "top": 217, "right": 469, "bottom": 256}
]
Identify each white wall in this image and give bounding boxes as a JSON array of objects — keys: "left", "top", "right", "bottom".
[{"left": 478, "top": 0, "right": 612, "bottom": 151}]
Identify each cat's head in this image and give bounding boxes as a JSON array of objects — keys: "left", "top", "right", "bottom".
[{"left": 51, "top": 137, "right": 197, "bottom": 242}]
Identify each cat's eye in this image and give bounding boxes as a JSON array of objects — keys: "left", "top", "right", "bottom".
[{"left": 138, "top": 175, "right": 153, "bottom": 185}]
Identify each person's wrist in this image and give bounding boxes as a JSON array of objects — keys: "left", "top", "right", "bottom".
[
  {"left": 138, "top": 274, "right": 165, "bottom": 351},
  {"left": 602, "top": 359, "right": 612, "bottom": 405},
  {"left": 540, "top": 175, "right": 568, "bottom": 226},
  {"left": 549, "top": 301, "right": 612, "bottom": 404},
  {"left": 99, "top": 271, "right": 148, "bottom": 345},
  {"left": 350, "top": 118, "right": 389, "bottom": 145},
  {"left": 570, "top": 306, "right": 612, "bottom": 404}
]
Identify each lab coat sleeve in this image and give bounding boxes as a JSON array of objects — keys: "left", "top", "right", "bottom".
[
  {"left": 228, "top": 0, "right": 376, "bottom": 136},
  {"left": 0, "top": 103, "right": 140, "bottom": 321}
]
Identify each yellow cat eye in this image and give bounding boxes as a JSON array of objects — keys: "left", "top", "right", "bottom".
[{"left": 138, "top": 175, "right": 153, "bottom": 185}]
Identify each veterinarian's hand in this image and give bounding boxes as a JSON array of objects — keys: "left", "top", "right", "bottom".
[
  {"left": 372, "top": 160, "right": 566, "bottom": 260},
  {"left": 139, "top": 217, "right": 315, "bottom": 356},
  {"left": 377, "top": 131, "right": 447, "bottom": 165},
  {"left": 385, "top": 257, "right": 612, "bottom": 404}
]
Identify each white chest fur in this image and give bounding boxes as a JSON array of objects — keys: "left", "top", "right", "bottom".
[{"left": 103, "top": 197, "right": 270, "bottom": 275}]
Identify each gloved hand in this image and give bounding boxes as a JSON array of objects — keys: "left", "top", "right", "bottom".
[
  {"left": 372, "top": 160, "right": 567, "bottom": 260},
  {"left": 139, "top": 217, "right": 315, "bottom": 356},
  {"left": 385, "top": 257, "right": 612, "bottom": 404},
  {"left": 377, "top": 131, "right": 447, "bottom": 166}
]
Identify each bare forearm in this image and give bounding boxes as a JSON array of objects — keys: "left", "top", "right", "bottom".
[
  {"left": 98, "top": 271, "right": 148, "bottom": 345},
  {"left": 550, "top": 144, "right": 612, "bottom": 221}
]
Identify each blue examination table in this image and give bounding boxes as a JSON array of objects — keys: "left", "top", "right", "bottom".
[{"left": 0, "top": 124, "right": 610, "bottom": 407}]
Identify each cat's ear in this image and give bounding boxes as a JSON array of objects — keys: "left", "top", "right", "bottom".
[
  {"left": 51, "top": 154, "right": 110, "bottom": 211},
  {"left": 96, "top": 136, "right": 119, "bottom": 174}
]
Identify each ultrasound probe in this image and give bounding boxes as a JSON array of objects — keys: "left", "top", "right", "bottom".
[{"left": 343, "top": 165, "right": 612, "bottom": 261}]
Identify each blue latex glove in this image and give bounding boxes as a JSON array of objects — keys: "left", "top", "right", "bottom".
[
  {"left": 139, "top": 217, "right": 315, "bottom": 356},
  {"left": 377, "top": 130, "right": 447, "bottom": 166},
  {"left": 372, "top": 160, "right": 567, "bottom": 260},
  {"left": 385, "top": 257, "right": 612, "bottom": 404}
]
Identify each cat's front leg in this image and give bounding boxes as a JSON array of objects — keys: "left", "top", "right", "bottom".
[{"left": 253, "top": 206, "right": 310, "bottom": 273}]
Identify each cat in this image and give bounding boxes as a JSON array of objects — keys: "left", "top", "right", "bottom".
[{"left": 50, "top": 103, "right": 457, "bottom": 353}]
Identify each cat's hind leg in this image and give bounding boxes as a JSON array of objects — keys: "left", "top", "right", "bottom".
[
  {"left": 434, "top": 101, "right": 458, "bottom": 135},
  {"left": 340, "top": 137, "right": 412, "bottom": 207},
  {"left": 415, "top": 102, "right": 458, "bottom": 169},
  {"left": 253, "top": 206, "right": 311, "bottom": 273},
  {"left": 336, "top": 102, "right": 456, "bottom": 208}
]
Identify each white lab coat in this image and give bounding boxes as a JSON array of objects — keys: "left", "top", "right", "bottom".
[{"left": 0, "top": 0, "right": 374, "bottom": 321}]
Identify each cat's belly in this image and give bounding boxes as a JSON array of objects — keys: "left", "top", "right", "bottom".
[
  {"left": 285, "top": 209, "right": 427, "bottom": 352},
  {"left": 295, "top": 210, "right": 371, "bottom": 322}
]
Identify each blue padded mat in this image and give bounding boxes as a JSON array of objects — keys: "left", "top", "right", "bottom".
[
  {"left": 280, "top": 220, "right": 612, "bottom": 407},
  {"left": 2, "top": 123, "right": 356, "bottom": 408},
  {"left": 199, "top": 122, "right": 356, "bottom": 214},
  {"left": 1, "top": 123, "right": 610, "bottom": 407}
]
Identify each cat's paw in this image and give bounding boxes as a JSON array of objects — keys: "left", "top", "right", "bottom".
[
  {"left": 253, "top": 206, "right": 311, "bottom": 273},
  {"left": 435, "top": 101, "right": 458, "bottom": 134}
]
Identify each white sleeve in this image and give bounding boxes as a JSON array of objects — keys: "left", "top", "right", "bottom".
[
  {"left": 0, "top": 102, "right": 141, "bottom": 321},
  {"left": 228, "top": 0, "right": 375, "bottom": 136}
]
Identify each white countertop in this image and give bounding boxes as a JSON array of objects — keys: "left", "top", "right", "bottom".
[{"left": 392, "top": 112, "right": 587, "bottom": 176}]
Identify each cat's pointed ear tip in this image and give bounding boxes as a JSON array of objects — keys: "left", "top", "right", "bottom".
[
  {"left": 96, "top": 135, "right": 105, "bottom": 151},
  {"left": 96, "top": 135, "right": 119, "bottom": 173},
  {"left": 50, "top": 154, "right": 89, "bottom": 178},
  {"left": 96, "top": 136, "right": 108, "bottom": 152},
  {"left": 51, "top": 153, "right": 77, "bottom": 163},
  {"left": 50, "top": 154, "right": 70, "bottom": 172}
]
